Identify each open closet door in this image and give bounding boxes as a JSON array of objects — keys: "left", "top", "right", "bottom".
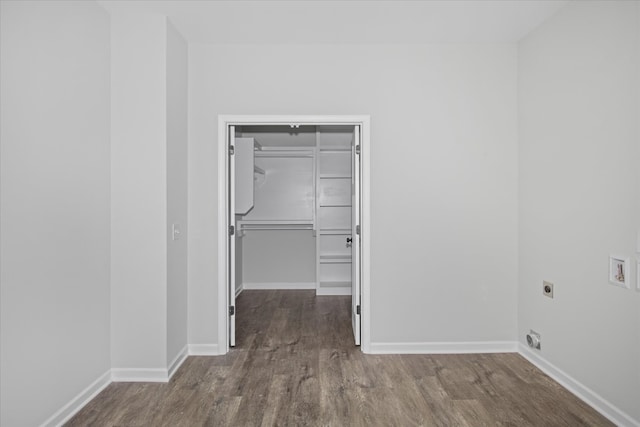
[
  {"left": 228, "top": 126, "right": 236, "bottom": 347},
  {"left": 351, "top": 126, "right": 361, "bottom": 345}
]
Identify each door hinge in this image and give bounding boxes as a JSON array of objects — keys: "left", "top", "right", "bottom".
[
  {"left": 229, "top": 145, "right": 235, "bottom": 155},
  {"left": 356, "top": 225, "right": 360, "bottom": 235},
  {"left": 229, "top": 306, "right": 235, "bottom": 316},
  {"left": 229, "top": 225, "right": 235, "bottom": 235},
  {"left": 355, "top": 144, "right": 360, "bottom": 155},
  {"left": 356, "top": 305, "right": 361, "bottom": 315}
]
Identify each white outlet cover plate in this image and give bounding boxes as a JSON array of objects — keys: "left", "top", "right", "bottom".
[{"left": 609, "top": 255, "right": 630, "bottom": 289}]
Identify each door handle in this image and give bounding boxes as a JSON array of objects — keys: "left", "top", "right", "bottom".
[{"left": 346, "top": 237, "right": 352, "bottom": 248}]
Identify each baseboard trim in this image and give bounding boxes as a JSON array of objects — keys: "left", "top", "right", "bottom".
[
  {"left": 111, "top": 368, "right": 168, "bottom": 383},
  {"left": 42, "top": 344, "right": 218, "bottom": 425},
  {"left": 316, "top": 287, "right": 352, "bottom": 296},
  {"left": 518, "top": 344, "right": 639, "bottom": 427},
  {"left": 167, "top": 345, "right": 188, "bottom": 380},
  {"left": 368, "top": 341, "right": 518, "bottom": 354},
  {"left": 188, "top": 343, "right": 222, "bottom": 356},
  {"left": 40, "top": 369, "right": 111, "bottom": 427},
  {"left": 235, "top": 283, "right": 243, "bottom": 297},
  {"left": 242, "top": 282, "right": 316, "bottom": 290}
]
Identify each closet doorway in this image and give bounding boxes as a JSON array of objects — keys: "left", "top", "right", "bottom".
[{"left": 217, "top": 115, "right": 370, "bottom": 354}]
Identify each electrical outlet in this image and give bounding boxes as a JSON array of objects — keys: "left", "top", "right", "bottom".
[
  {"left": 609, "top": 255, "right": 630, "bottom": 288},
  {"left": 543, "top": 281, "right": 554, "bottom": 298}
]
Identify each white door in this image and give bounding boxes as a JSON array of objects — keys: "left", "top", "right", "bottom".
[
  {"left": 351, "top": 126, "right": 361, "bottom": 345},
  {"left": 228, "top": 126, "right": 237, "bottom": 347}
]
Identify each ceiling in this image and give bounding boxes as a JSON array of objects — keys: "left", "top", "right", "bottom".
[{"left": 97, "top": 0, "right": 569, "bottom": 44}]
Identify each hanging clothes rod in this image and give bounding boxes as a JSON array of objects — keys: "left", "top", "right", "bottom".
[
  {"left": 236, "top": 220, "right": 314, "bottom": 232},
  {"left": 239, "top": 225, "right": 314, "bottom": 231},
  {"left": 255, "top": 152, "right": 314, "bottom": 158}
]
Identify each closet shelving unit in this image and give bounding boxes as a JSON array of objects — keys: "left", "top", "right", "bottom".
[{"left": 315, "top": 132, "right": 353, "bottom": 295}]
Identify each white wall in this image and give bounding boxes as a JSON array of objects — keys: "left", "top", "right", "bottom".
[
  {"left": 111, "top": 13, "right": 189, "bottom": 376},
  {"left": 110, "top": 13, "right": 168, "bottom": 371},
  {"left": 518, "top": 1, "right": 640, "bottom": 423},
  {"left": 188, "top": 44, "right": 518, "bottom": 346},
  {"left": 166, "top": 21, "right": 189, "bottom": 369},
  {"left": 242, "top": 231, "right": 316, "bottom": 285},
  {"left": 0, "top": 1, "right": 111, "bottom": 425}
]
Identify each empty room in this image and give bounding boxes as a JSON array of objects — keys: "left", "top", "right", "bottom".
[{"left": 1, "top": 0, "right": 639, "bottom": 426}]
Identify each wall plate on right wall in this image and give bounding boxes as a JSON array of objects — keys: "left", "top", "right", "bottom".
[{"left": 608, "top": 255, "right": 630, "bottom": 289}]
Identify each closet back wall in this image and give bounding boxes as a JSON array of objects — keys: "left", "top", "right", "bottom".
[
  {"left": 188, "top": 44, "right": 518, "bottom": 348},
  {"left": 241, "top": 231, "right": 316, "bottom": 288}
]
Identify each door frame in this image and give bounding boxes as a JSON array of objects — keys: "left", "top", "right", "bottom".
[{"left": 217, "top": 115, "right": 371, "bottom": 354}]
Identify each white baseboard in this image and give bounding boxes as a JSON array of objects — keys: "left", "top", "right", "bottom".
[
  {"left": 235, "top": 283, "right": 243, "bottom": 297},
  {"left": 316, "top": 287, "right": 352, "bottom": 296},
  {"left": 368, "top": 341, "right": 518, "bottom": 354},
  {"left": 188, "top": 343, "right": 222, "bottom": 356},
  {"left": 167, "top": 345, "right": 188, "bottom": 380},
  {"left": 112, "top": 345, "right": 190, "bottom": 383},
  {"left": 518, "top": 344, "right": 639, "bottom": 427},
  {"left": 111, "top": 368, "right": 168, "bottom": 383},
  {"left": 242, "top": 282, "right": 316, "bottom": 290},
  {"left": 42, "top": 344, "right": 218, "bottom": 426},
  {"left": 40, "top": 370, "right": 111, "bottom": 427}
]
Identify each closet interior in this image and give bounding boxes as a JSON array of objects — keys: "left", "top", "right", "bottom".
[{"left": 233, "top": 125, "right": 356, "bottom": 297}]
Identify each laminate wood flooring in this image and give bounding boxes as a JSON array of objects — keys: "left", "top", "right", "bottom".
[{"left": 67, "top": 290, "right": 612, "bottom": 426}]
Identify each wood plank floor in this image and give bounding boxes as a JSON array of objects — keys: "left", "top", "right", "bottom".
[{"left": 68, "top": 290, "right": 612, "bottom": 426}]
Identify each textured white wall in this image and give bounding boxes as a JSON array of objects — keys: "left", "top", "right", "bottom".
[
  {"left": 518, "top": 1, "right": 640, "bottom": 423},
  {"left": 188, "top": 44, "right": 518, "bottom": 346},
  {"left": 166, "top": 21, "right": 189, "bottom": 369},
  {"left": 110, "top": 13, "right": 168, "bottom": 370},
  {"left": 0, "top": 1, "right": 111, "bottom": 425}
]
